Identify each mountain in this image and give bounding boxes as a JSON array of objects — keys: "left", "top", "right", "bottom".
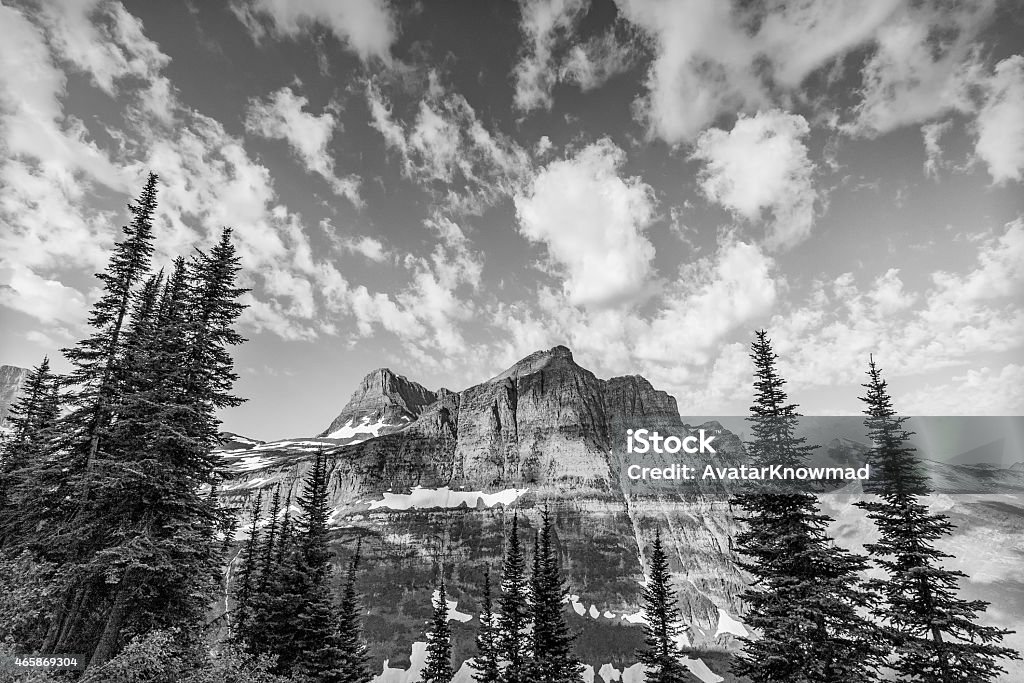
[
  {"left": 213, "top": 347, "right": 1024, "bottom": 682},
  {"left": 317, "top": 368, "right": 437, "bottom": 444},
  {"left": 0, "top": 364, "right": 29, "bottom": 428},
  {"left": 216, "top": 346, "right": 749, "bottom": 680}
]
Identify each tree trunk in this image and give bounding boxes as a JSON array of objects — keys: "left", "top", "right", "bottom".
[
  {"left": 88, "top": 580, "right": 131, "bottom": 669},
  {"left": 52, "top": 580, "right": 93, "bottom": 653}
]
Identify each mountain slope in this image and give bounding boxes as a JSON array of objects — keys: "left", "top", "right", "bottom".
[{"left": 0, "top": 364, "right": 29, "bottom": 428}]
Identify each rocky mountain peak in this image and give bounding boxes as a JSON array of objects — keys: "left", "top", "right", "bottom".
[
  {"left": 318, "top": 367, "right": 436, "bottom": 440},
  {"left": 488, "top": 344, "right": 577, "bottom": 383}
]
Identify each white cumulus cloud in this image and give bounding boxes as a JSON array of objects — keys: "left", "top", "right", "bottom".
[
  {"left": 514, "top": 138, "right": 657, "bottom": 307},
  {"left": 974, "top": 55, "right": 1024, "bottom": 185},
  {"left": 692, "top": 110, "right": 817, "bottom": 250}
]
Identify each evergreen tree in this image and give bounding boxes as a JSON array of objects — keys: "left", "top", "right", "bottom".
[
  {"left": 335, "top": 538, "right": 372, "bottom": 683},
  {"left": 292, "top": 449, "right": 346, "bottom": 683},
  {"left": 2, "top": 357, "right": 60, "bottom": 447},
  {"left": 420, "top": 575, "right": 454, "bottom": 683},
  {"left": 233, "top": 492, "right": 264, "bottom": 636},
  {"left": 260, "top": 485, "right": 282, "bottom": 590},
  {"left": 497, "top": 514, "right": 531, "bottom": 683},
  {"left": 0, "top": 356, "right": 62, "bottom": 545},
  {"left": 471, "top": 566, "right": 501, "bottom": 683},
  {"left": 856, "top": 357, "right": 1020, "bottom": 682},
  {"left": 31, "top": 174, "right": 161, "bottom": 663},
  {"left": 636, "top": 529, "right": 687, "bottom": 683},
  {"left": 528, "top": 506, "right": 582, "bottom": 683},
  {"left": 62, "top": 172, "right": 159, "bottom": 505},
  {"left": 731, "top": 330, "right": 883, "bottom": 683}
]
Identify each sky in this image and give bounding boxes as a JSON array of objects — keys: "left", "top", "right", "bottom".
[{"left": 1, "top": 0, "right": 1023, "bottom": 440}]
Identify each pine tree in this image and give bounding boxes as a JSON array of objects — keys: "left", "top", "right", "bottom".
[
  {"left": 62, "top": 172, "right": 159, "bottom": 506},
  {"left": 0, "top": 356, "right": 62, "bottom": 545},
  {"left": 528, "top": 506, "right": 582, "bottom": 683},
  {"left": 260, "top": 485, "right": 282, "bottom": 591},
  {"left": 731, "top": 330, "right": 884, "bottom": 683},
  {"left": 33, "top": 174, "right": 161, "bottom": 663},
  {"left": 636, "top": 529, "right": 687, "bottom": 683},
  {"left": 420, "top": 575, "right": 454, "bottom": 683},
  {"left": 233, "top": 492, "right": 264, "bottom": 636},
  {"left": 471, "top": 566, "right": 501, "bottom": 683},
  {"left": 335, "top": 538, "right": 372, "bottom": 683},
  {"left": 856, "top": 357, "right": 1020, "bottom": 682},
  {"left": 292, "top": 448, "right": 347, "bottom": 683},
  {"left": 497, "top": 514, "right": 531, "bottom": 683}
]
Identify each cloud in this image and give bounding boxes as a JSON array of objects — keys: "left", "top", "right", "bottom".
[
  {"left": 922, "top": 120, "right": 952, "bottom": 180},
  {"left": 692, "top": 110, "right": 817, "bottom": 249},
  {"left": 0, "top": 3, "right": 126, "bottom": 188},
  {"left": 843, "top": 1, "right": 994, "bottom": 137},
  {"left": 514, "top": 138, "right": 656, "bottom": 307},
  {"left": 0, "top": 265, "right": 89, "bottom": 327},
  {"left": 33, "top": 0, "right": 177, "bottom": 123},
  {"left": 765, "top": 218, "right": 1024, "bottom": 390},
  {"left": 487, "top": 238, "right": 777, "bottom": 396},
  {"left": 245, "top": 86, "right": 361, "bottom": 205},
  {"left": 366, "top": 74, "right": 530, "bottom": 214},
  {"left": 341, "top": 236, "right": 389, "bottom": 263},
  {"left": 636, "top": 240, "right": 777, "bottom": 365},
  {"left": 342, "top": 215, "right": 484, "bottom": 360},
  {"left": 561, "top": 27, "right": 637, "bottom": 92},
  {"left": 900, "top": 364, "right": 1024, "bottom": 415},
  {"left": 233, "top": 0, "right": 396, "bottom": 63},
  {"left": 513, "top": 0, "right": 588, "bottom": 111},
  {"left": 616, "top": 0, "right": 902, "bottom": 143},
  {"left": 974, "top": 55, "right": 1024, "bottom": 185},
  {"left": 930, "top": 218, "right": 1024, "bottom": 302}
]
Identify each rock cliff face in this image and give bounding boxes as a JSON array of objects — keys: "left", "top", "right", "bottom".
[
  {"left": 218, "top": 347, "right": 750, "bottom": 677},
  {"left": 0, "top": 365, "right": 29, "bottom": 428}
]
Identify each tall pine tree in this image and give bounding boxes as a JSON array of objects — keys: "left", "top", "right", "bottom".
[
  {"left": 528, "top": 506, "right": 582, "bottom": 683},
  {"left": 856, "top": 357, "right": 1019, "bottom": 682},
  {"left": 471, "top": 566, "right": 501, "bottom": 683},
  {"left": 292, "top": 448, "right": 347, "bottom": 683},
  {"left": 0, "top": 356, "right": 62, "bottom": 545},
  {"left": 636, "top": 529, "right": 687, "bottom": 683},
  {"left": 731, "top": 330, "right": 884, "bottom": 683},
  {"left": 335, "top": 538, "right": 372, "bottom": 683},
  {"left": 420, "top": 574, "right": 454, "bottom": 683},
  {"left": 497, "top": 513, "right": 531, "bottom": 683},
  {"left": 63, "top": 172, "right": 158, "bottom": 506}
]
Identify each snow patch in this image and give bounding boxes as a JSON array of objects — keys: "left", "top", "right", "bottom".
[
  {"left": 597, "top": 663, "right": 645, "bottom": 682},
  {"left": 372, "top": 643, "right": 476, "bottom": 683},
  {"left": 431, "top": 590, "right": 473, "bottom": 623},
  {"left": 372, "top": 641, "right": 426, "bottom": 683},
  {"left": 328, "top": 416, "right": 389, "bottom": 441},
  {"left": 681, "top": 657, "right": 724, "bottom": 683},
  {"left": 714, "top": 607, "right": 748, "bottom": 638},
  {"left": 621, "top": 610, "right": 647, "bottom": 625},
  {"left": 368, "top": 486, "right": 528, "bottom": 511}
]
